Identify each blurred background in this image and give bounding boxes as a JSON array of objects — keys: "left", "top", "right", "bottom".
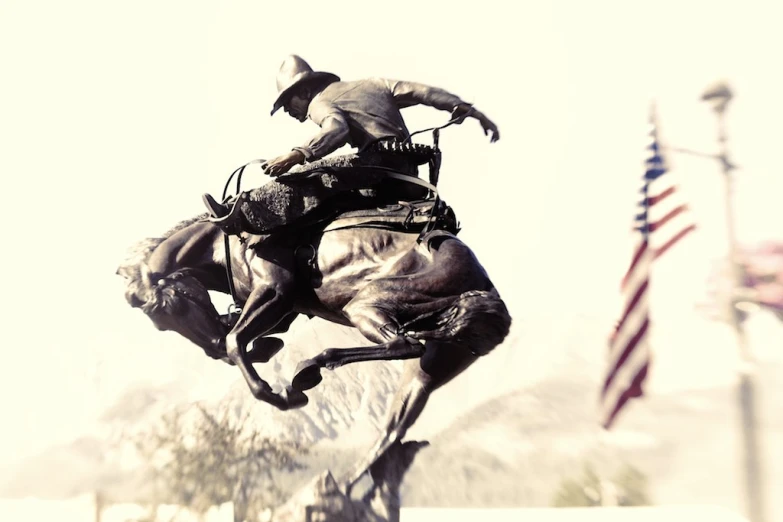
[{"left": 1, "top": 0, "right": 781, "bottom": 520}]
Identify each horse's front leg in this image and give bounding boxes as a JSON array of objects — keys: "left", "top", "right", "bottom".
[
  {"left": 247, "top": 311, "right": 297, "bottom": 363},
  {"left": 225, "top": 285, "right": 308, "bottom": 411}
]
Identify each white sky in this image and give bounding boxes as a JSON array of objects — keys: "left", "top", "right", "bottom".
[{"left": 1, "top": 0, "right": 782, "bottom": 468}]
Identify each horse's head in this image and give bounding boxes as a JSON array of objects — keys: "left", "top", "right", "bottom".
[
  {"left": 117, "top": 227, "right": 230, "bottom": 362},
  {"left": 124, "top": 266, "right": 231, "bottom": 361},
  {"left": 139, "top": 270, "right": 214, "bottom": 329}
]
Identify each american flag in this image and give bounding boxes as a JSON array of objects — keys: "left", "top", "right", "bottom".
[{"left": 600, "top": 107, "right": 697, "bottom": 429}]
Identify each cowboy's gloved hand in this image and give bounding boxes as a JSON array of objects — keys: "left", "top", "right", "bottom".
[
  {"left": 262, "top": 150, "right": 306, "bottom": 177},
  {"left": 474, "top": 112, "right": 500, "bottom": 143},
  {"left": 451, "top": 104, "right": 500, "bottom": 143}
]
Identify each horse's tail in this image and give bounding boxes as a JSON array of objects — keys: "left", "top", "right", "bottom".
[{"left": 402, "top": 290, "right": 512, "bottom": 356}]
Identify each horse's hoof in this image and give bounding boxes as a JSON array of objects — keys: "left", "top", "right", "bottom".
[
  {"left": 292, "top": 359, "right": 323, "bottom": 391},
  {"left": 283, "top": 386, "right": 309, "bottom": 409},
  {"left": 247, "top": 337, "right": 284, "bottom": 363}
]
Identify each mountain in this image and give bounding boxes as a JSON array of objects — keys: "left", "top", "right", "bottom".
[
  {"left": 5, "top": 310, "right": 781, "bottom": 521},
  {"left": 0, "top": 318, "right": 403, "bottom": 502},
  {"left": 401, "top": 359, "right": 783, "bottom": 520}
]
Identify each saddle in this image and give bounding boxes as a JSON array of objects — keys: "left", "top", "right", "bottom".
[
  {"left": 209, "top": 137, "right": 451, "bottom": 243},
  {"left": 323, "top": 199, "right": 460, "bottom": 236}
]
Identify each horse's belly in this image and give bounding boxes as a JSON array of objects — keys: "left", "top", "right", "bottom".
[{"left": 311, "top": 231, "right": 419, "bottom": 311}]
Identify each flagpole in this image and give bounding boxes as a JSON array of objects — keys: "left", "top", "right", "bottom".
[{"left": 701, "top": 81, "right": 767, "bottom": 522}]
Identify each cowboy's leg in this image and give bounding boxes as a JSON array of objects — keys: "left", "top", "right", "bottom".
[
  {"left": 203, "top": 191, "right": 256, "bottom": 236},
  {"left": 204, "top": 174, "right": 318, "bottom": 236},
  {"left": 203, "top": 163, "right": 401, "bottom": 236}
]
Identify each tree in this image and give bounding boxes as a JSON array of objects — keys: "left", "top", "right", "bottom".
[
  {"left": 134, "top": 400, "right": 308, "bottom": 522},
  {"left": 551, "top": 462, "right": 651, "bottom": 507}
]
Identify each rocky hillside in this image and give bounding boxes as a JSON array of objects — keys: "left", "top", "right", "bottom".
[
  {"left": 401, "top": 359, "right": 783, "bottom": 517},
  {"left": 4, "top": 312, "right": 781, "bottom": 521},
  {"left": 0, "top": 319, "right": 403, "bottom": 501}
]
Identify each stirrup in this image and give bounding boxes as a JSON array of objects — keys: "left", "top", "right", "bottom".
[{"left": 207, "top": 193, "right": 247, "bottom": 236}]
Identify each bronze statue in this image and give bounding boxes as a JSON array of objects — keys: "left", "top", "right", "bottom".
[
  {"left": 119, "top": 56, "right": 510, "bottom": 519},
  {"left": 202, "top": 54, "right": 499, "bottom": 236}
]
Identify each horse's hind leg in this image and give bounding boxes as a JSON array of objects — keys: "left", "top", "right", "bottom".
[
  {"left": 290, "top": 302, "right": 424, "bottom": 391},
  {"left": 291, "top": 335, "right": 425, "bottom": 391},
  {"left": 344, "top": 359, "right": 431, "bottom": 498},
  {"left": 345, "top": 340, "right": 479, "bottom": 497}
]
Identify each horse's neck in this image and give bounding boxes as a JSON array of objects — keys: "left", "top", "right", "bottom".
[{"left": 147, "top": 222, "right": 224, "bottom": 277}]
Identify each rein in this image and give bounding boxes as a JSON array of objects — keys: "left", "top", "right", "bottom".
[
  {"left": 218, "top": 159, "right": 266, "bottom": 317},
  {"left": 404, "top": 113, "right": 465, "bottom": 144}
]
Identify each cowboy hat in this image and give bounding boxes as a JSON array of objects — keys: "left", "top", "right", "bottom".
[{"left": 270, "top": 55, "right": 340, "bottom": 116}]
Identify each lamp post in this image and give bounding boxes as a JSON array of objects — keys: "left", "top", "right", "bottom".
[{"left": 701, "top": 81, "right": 766, "bottom": 522}]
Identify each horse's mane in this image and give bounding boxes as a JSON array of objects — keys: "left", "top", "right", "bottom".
[{"left": 117, "top": 213, "right": 209, "bottom": 280}]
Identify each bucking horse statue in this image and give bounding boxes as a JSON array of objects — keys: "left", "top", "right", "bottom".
[{"left": 117, "top": 55, "right": 511, "bottom": 521}]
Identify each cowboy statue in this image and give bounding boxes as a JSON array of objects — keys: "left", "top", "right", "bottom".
[
  {"left": 119, "top": 55, "right": 512, "bottom": 518},
  {"left": 202, "top": 54, "right": 499, "bottom": 236}
]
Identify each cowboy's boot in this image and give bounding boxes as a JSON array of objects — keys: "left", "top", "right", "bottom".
[{"left": 202, "top": 193, "right": 247, "bottom": 236}]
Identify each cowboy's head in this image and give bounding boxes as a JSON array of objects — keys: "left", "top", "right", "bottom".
[{"left": 270, "top": 55, "right": 340, "bottom": 122}]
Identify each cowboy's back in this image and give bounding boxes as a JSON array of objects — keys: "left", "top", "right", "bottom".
[{"left": 296, "top": 78, "right": 465, "bottom": 162}]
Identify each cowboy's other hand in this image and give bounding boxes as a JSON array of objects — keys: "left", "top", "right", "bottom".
[
  {"left": 453, "top": 104, "right": 500, "bottom": 143},
  {"left": 476, "top": 113, "right": 500, "bottom": 143},
  {"left": 262, "top": 150, "right": 305, "bottom": 177}
]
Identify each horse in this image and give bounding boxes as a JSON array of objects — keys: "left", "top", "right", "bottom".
[{"left": 116, "top": 203, "right": 512, "bottom": 492}]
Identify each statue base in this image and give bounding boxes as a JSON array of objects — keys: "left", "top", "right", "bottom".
[{"left": 272, "top": 440, "right": 429, "bottom": 522}]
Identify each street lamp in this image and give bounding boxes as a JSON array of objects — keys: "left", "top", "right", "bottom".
[
  {"left": 701, "top": 81, "right": 767, "bottom": 522},
  {"left": 702, "top": 81, "right": 733, "bottom": 114}
]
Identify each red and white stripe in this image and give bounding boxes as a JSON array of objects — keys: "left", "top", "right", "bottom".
[{"left": 600, "top": 110, "right": 696, "bottom": 429}]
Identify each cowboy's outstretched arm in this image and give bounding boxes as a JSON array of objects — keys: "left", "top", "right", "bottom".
[
  {"left": 294, "top": 111, "right": 350, "bottom": 162},
  {"left": 387, "top": 79, "right": 500, "bottom": 142},
  {"left": 263, "top": 111, "right": 350, "bottom": 177}
]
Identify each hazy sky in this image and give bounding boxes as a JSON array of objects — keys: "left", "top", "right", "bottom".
[{"left": 2, "top": 0, "right": 782, "bottom": 468}]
